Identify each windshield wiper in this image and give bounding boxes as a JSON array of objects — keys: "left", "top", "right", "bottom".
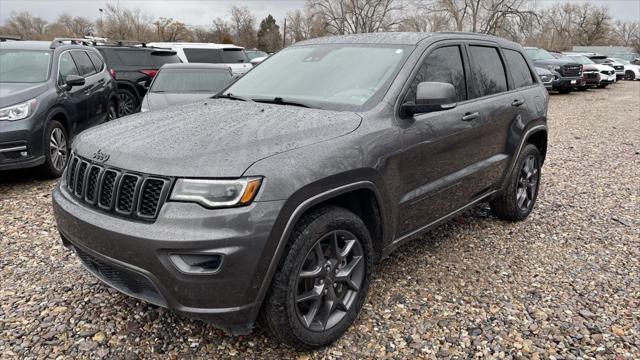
[
  {"left": 213, "top": 93, "right": 254, "bottom": 102},
  {"left": 253, "top": 97, "right": 315, "bottom": 109}
]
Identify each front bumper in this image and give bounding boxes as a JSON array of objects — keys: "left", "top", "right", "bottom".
[
  {"left": 552, "top": 76, "right": 582, "bottom": 91},
  {"left": 53, "top": 183, "right": 286, "bottom": 334},
  {"left": 0, "top": 116, "right": 46, "bottom": 171}
]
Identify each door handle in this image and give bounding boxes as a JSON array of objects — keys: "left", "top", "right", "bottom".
[
  {"left": 461, "top": 112, "right": 479, "bottom": 121},
  {"left": 511, "top": 99, "right": 525, "bottom": 107}
]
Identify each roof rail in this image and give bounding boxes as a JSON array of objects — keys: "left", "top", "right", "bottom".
[
  {"left": 0, "top": 35, "right": 21, "bottom": 42},
  {"left": 50, "top": 37, "right": 96, "bottom": 49},
  {"left": 113, "top": 40, "right": 147, "bottom": 47}
]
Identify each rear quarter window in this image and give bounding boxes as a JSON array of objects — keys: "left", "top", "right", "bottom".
[
  {"left": 183, "top": 48, "right": 223, "bottom": 63},
  {"left": 87, "top": 51, "right": 105, "bottom": 72},
  {"left": 504, "top": 49, "right": 535, "bottom": 88},
  {"left": 221, "top": 49, "right": 249, "bottom": 63}
]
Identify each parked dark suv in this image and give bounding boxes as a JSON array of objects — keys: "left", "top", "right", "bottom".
[
  {"left": 525, "top": 47, "right": 582, "bottom": 93},
  {"left": 0, "top": 38, "right": 117, "bottom": 177},
  {"left": 95, "top": 44, "right": 181, "bottom": 116},
  {"left": 53, "top": 32, "right": 548, "bottom": 349}
]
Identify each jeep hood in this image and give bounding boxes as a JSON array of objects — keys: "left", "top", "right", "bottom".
[{"left": 73, "top": 99, "right": 362, "bottom": 177}]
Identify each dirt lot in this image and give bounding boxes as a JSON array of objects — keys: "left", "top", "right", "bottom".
[{"left": 1, "top": 81, "right": 639, "bottom": 359}]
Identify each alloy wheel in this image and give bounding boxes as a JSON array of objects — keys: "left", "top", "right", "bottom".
[
  {"left": 107, "top": 102, "right": 118, "bottom": 121},
  {"left": 295, "top": 230, "right": 365, "bottom": 331},
  {"left": 516, "top": 155, "right": 539, "bottom": 212},
  {"left": 118, "top": 92, "right": 135, "bottom": 116},
  {"left": 49, "top": 128, "right": 68, "bottom": 171}
]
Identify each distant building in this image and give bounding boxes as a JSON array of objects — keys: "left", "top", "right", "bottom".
[{"left": 572, "top": 46, "right": 639, "bottom": 61}]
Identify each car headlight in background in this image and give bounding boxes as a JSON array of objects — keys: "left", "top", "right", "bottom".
[
  {"left": 546, "top": 65, "right": 562, "bottom": 73},
  {"left": 170, "top": 177, "right": 262, "bottom": 208},
  {"left": 0, "top": 99, "right": 37, "bottom": 121}
]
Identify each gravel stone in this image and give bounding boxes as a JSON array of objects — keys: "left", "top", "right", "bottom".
[{"left": 1, "top": 82, "right": 639, "bottom": 358}]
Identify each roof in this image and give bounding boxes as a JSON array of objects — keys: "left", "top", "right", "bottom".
[
  {"left": 147, "top": 42, "right": 244, "bottom": 50},
  {"left": 160, "top": 63, "right": 231, "bottom": 71},
  {"left": 294, "top": 32, "right": 519, "bottom": 47},
  {"left": 0, "top": 41, "right": 52, "bottom": 50}
]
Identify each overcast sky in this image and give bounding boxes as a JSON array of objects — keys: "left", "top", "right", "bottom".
[{"left": 1, "top": 0, "right": 638, "bottom": 27}]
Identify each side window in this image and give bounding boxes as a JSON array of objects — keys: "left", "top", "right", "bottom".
[
  {"left": 504, "top": 49, "right": 534, "bottom": 88},
  {"left": 70, "top": 51, "right": 97, "bottom": 77},
  {"left": 58, "top": 52, "right": 80, "bottom": 85},
  {"left": 468, "top": 46, "right": 508, "bottom": 98},
  {"left": 405, "top": 45, "right": 467, "bottom": 103},
  {"left": 87, "top": 51, "right": 105, "bottom": 72}
]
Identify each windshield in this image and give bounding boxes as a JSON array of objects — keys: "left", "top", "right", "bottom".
[
  {"left": 525, "top": 48, "right": 555, "bottom": 61},
  {"left": 567, "top": 55, "right": 594, "bottom": 64},
  {"left": 224, "top": 44, "right": 412, "bottom": 111},
  {"left": 151, "top": 68, "right": 232, "bottom": 93},
  {"left": 613, "top": 58, "right": 630, "bottom": 64},
  {"left": 0, "top": 49, "right": 52, "bottom": 83},
  {"left": 591, "top": 57, "right": 609, "bottom": 64}
]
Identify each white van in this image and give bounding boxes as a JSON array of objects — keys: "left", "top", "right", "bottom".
[{"left": 146, "top": 42, "right": 252, "bottom": 74}]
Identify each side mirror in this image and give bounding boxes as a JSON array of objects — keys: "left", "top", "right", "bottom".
[
  {"left": 65, "top": 75, "right": 85, "bottom": 90},
  {"left": 401, "top": 82, "right": 457, "bottom": 116}
]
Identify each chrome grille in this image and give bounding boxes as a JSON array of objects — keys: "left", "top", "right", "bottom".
[{"left": 65, "top": 154, "right": 170, "bottom": 221}]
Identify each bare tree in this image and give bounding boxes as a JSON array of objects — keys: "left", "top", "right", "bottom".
[
  {"left": 229, "top": 5, "right": 257, "bottom": 47},
  {"left": 55, "top": 13, "right": 95, "bottom": 37},
  {"left": 611, "top": 21, "right": 639, "bottom": 47},
  {"left": 3, "top": 11, "right": 48, "bottom": 40},
  {"left": 308, "top": 0, "right": 403, "bottom": 35},
  {"left": 286, "top": 7, "right": 328, "bottom": 43},
  {"left": 153, "top": 18, "right": 192, "bottom": 41},
  {"left": 100, "top": 3, "right": 153, "bottom": 41}
]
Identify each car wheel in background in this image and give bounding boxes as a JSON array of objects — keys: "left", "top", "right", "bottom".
[
  {"left": 107, "top": 99, "right": 118, "bottom": 121},
  {"left": 625, "top": 71, "right": 636, "bottom": 80},
  {"left": 597, "top": 84, "right": 609, "bottom": 88},
  {"left": 40, "top": 120, "right": 69, "bottom": 178},
  {"left": 117, "top": 88, "right": 138, "bottom": 116},
  {"left": 490, "top": 144, "right": 542, "bottom": 221},
  {"left": 260, "top": 206, "right": 374, "bottom": 349},
  {"left": 558, "top": 89, "right": 571, "bottom": 94}
]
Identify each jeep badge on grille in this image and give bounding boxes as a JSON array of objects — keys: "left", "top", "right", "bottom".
[{"left": 92, "top": 149, "right": 111, "bottom": 163}]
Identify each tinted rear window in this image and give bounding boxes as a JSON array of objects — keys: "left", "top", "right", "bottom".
[
  {"left": 504, "top": 49, "right": 534, "bottom": 88},
  {"left": 87, "top": 51, "right": 105, "bottom": 72},
  {"left": 151, "top": 51, "right": 181, "bottom": 66},
  {"left": 151, "top": 68, "right": 232, "bottom": 93},
  {"left": 183, "top": 48, "right": 223, "bottom": 63},
  {"left": 221, "top": 49, "right": 249, "bottom": 63},
  {"left": 469, "top": 46, "right": 508, "bottom": 98}
]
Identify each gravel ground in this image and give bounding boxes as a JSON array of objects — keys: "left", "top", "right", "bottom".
[{"left": 1, "top": 81, "right": 639, "bottom": 359}]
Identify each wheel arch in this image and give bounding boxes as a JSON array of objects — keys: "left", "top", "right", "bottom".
[{"left": 525, "top": 128, "right": 548, "bottom": 164}]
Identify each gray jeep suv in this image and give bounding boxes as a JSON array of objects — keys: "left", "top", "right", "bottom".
[{"left": 53, "top": 32, "right": 548, "bottom": 349}]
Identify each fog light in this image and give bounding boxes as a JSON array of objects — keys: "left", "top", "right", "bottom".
[
  {"left": 20, "top": 151, "right": 28, "bottom": 157},
  {"left": 169, "top": 253, "right": 223, "bottom": 274}
]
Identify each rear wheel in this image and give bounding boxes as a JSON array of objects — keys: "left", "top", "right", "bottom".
[
  {"left": 490, "top": 144, "right": 541, "bottom": 221},
  {"left": 117, "top": 88, "right": 138, "bottom": 116},
  {"left": 625, "top": 70, "right": 636, "bottom": 80},
  {"left": 40, "top": 120, "right": 69, "bottom": 178},
  {"left": 558, "top": 89, "right": 571, "bottom": 94},
  {"left": 260, "top": 206, "right": 374, "bottom": 349}
]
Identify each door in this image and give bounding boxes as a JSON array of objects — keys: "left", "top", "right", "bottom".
[
  {"left": 464, "top": 44, "right": 521, "bottom": 193},
  {"left": 87, "top": 50, "right": 111, "bottom": 123},
  {"left": 57, "top": 51, "right": 89, "bottom": 134},
  {"left": 70, "top": 50, "right": 105, "bottom": 128},
  {"left": 397, "top": 43, "right": 485, "bottom": 236}
]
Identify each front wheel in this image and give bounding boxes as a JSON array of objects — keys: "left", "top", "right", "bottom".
[
  {"left": 259, "top": 206, "right": 374, "bottom": 349},
  {"left": 39, "top": 120, "right": 69, "bottom": 178},
  {"left": 490, "top": 144, "right": 542, "bottom": 221},
  {"left": 625, "top": 70, "right": 636, "bottom": 80}
]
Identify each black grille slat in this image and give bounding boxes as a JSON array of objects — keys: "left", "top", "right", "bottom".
[
  {"left": 85, "top": 166, "right": 102, "bottom": 203},
  {"left": 75, "top": 162, "right": 89, "bottom": 196},
  {"left": 138, "top": 179, "right": 165, "bottom": 217},
  {"left": 99, "top": 170, "right": 118, "bottom": 209},
  {"left": 116, "top": 175, "right": 139, "bottom": 213},
  {"left": 63, "top": 155, "right": 168, "bottom": 221}
]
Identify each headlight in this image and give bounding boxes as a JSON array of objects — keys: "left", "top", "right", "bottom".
[
  {"left": 170, "top": 177, "right": 262, "bottom": 208},
  {"left": 0, "top": 99, "right": 36, "bottom": 121}
]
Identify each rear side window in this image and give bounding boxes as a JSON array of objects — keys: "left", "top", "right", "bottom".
[
  {"left": 504, "top": 49, "right": 534, "bottom": 88},
  {"left": 405, "top": 45, "right": 467, "bottom": 103},
  {"left": 468, "top": 46, "right": 507, "bottom": 97},
  {"left": 221, "top": 49, "right": 249, "bottom": 63},
  {"left": 58, "top": 52, "right": 80, "bottom": 85},
  {"left": 183, "top": 48, "right": 223, "bottom": 63},
  {"left": 87, "top": 51, "right": 105, "bottom": 72},
  {"left": 70, "top": 51, "right": 97, "bottom": 77}
]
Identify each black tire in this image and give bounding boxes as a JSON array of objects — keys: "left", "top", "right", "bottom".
[
  {"left": 117, "top": 88, "right": 139, "bottom": 116},
  {"left": 597, "top": 83, "right": 609, "bottom": 88},
  {"left": 577, "top": 85, "right": 588, "bottom": 91},
  {"left": 625, "top": 70, "right": 636, "bottom": 80},
  {"left": 490, "top": 144, "right": 542, "bottom": 221},
  {"left": 107, "top": 98, "right": 118, "bottom": 121},
  {"left": 39, "top": 120, "right": 69, "bottom": 178},
  {"left": 259, "top": 206, "right": 374, "bottom": 350}
]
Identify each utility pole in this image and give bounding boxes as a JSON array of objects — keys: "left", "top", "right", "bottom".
[{"left": 282, "top": 18, "right": 287, "bottom": 48}]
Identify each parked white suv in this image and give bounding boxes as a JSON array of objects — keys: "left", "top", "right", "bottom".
[{"left": 146, "top": 42, "right": 252, "bottom": 75}]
